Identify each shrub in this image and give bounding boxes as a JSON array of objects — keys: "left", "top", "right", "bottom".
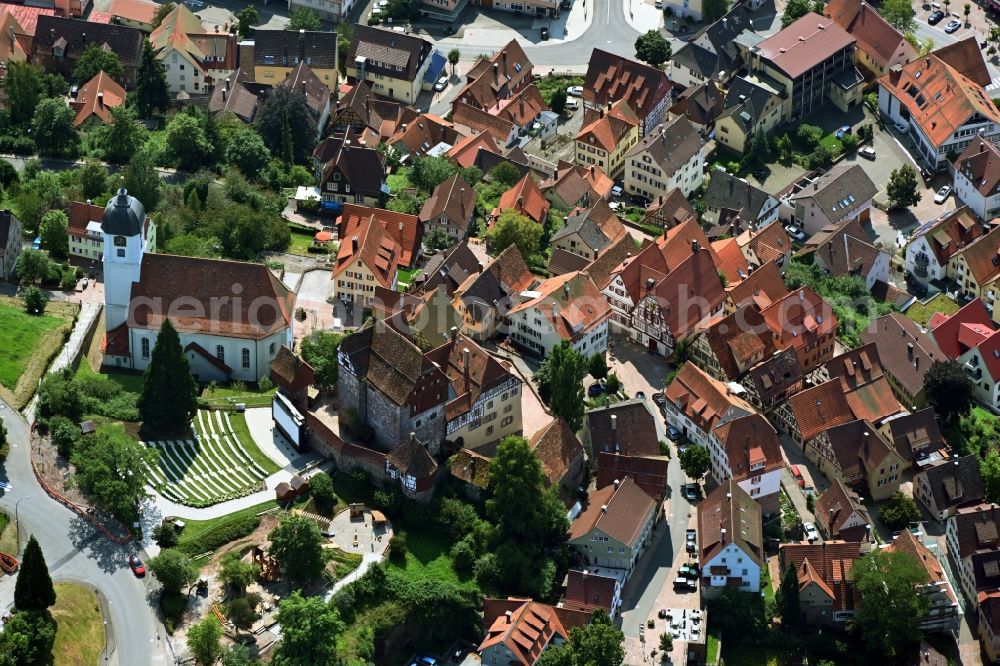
[
  {"left": 474, "top": 552, "right": 501, "bottom": 588},
  {"left": 388, "top": 532, "right": 407, "bottom": 561},
  {"left": 48, "top": 415, "right": 80, "bottom": 457},
  {"left": 178, "top": 514, "right": 261, "bottom": 556},
  {"left": 372, "top": 489, "right": 395, "bottom": 512},
  {"left": 309, "top": 472, "right": 337, "bottom": 514},
  {"left": 450, "top": 537, "right": 476, "bottom": 573},
  {"left": 153, "top": 522, "right": 179, "bottom": 548}
]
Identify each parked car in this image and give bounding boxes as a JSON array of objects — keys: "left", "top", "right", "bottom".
[
  {"left": 567, "top": 85, "right": 584, "bottom": 96},
  {"left": 540, "top": 26, "right": 549, "bottom": 40},
  {"left": 790, "top": 464, "right": 805, "bottom": 488},
  {"left": 666, "top": 425, "right": 681, "bottom": 440},
  {"left": 785, "top": 224, "right": 806, "bottom": 241},
  {"left": 835, "top": 125, "right": 852, "bottom": 140},
  {"left": 653, "top": 392, "right": 666, "bottom": 406},
  {"left": 673, "top": 576, "right": 697, "bottom": 591},
  {"left": 128, "top": 554, "right": 145, "bottom": 577},
  {"left": 587, "top": 380, "right": 606, "bottom": 397},
  {"left": 564, "top": 98, "right": 579, "bottom": 111},
  {"left": 683, "top": 483, "right": 700, "bottom": 501},
  {"left": 858, "top": 145, "right": 876, "bottom": 160},
  {"left": 928, "top": 9, "right": 945, "bottom": 23},
  {"left": 611, "top": 183, "right": 624, "bottom": 197},
  {"left": 934, "top": 185, "right": 952, "bottom": 204},
  {"left": 630, "top": 194, "right": 651, "bottom": 207},
  {"left": 803, "top": 522, "right": 819, "bottom": 543},
  {"left": 434, "top": 76, "right": 448, "bottom": 92},
  {"left": 944, "top": 19, "right": 961, "bottom": 33},
  {"left": 678, "top": 564, "right": 699, "bottom": 579},
  {"left": 685, "top": 529, "right": 697, "bottom": 553}
]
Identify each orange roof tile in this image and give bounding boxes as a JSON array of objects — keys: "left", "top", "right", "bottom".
[
  {"left": 496, "top": 173, "right": 550, "bottom": 225},
  {"left": 787, "top": 379, "right": 855, "bottom": 442},
  {"left": 71, "top": 70, "right": 126, "bottom": 127}
]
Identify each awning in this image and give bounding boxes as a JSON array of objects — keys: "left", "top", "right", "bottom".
[
  {"left": 423, "top": 51, "right": 447, "bottom": 84},
  {"left": 371, "top": 510, "right": 387, "bottom": 525}
]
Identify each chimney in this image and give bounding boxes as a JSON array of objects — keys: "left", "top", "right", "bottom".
[
  {"left": 720, "top": 527, "right": 727, "bottom": 544},
  {"left": 351, "top": 236, "right": 358, "bottom": 253},
  {"left": 463, "top": 347, "right": 471, "bottom": 392},
  {"left": 81, "top": 32, "right": 86, "bottom": 44},
  {"left": 225, "top": 77, "right": 231, "bottom": 90},
  {"left": 299, "top": 29, "right": 306, "bottom": 60},
  {"left": 610, "top": 414, "right": 617, "bottom": 430},
  {"left": 97, "top": 92, "right": 104, "bottom": 107},
  {"left": 601, "top": 505, "right": 608, "bottom": 513},
  {"left": 493, "top": 62, "right": 499, "bottom": 83},
  {"left": 450, "top": 325, "right": 458, "bottom": 341},
  {"left": 222, "top": 89, "right": 227, "bottom": 101},
  {"left": 460, "top": 187, "right": 466, "bottom": 217},
  {"left": 907, "top": 343, "right": 914, "bottom": 360},
  {"left": 691, "top": 238, "right": 699, "bottom": 253},
  {"left": 505, "top": 610, "right": 513, "bottom": 621},
  {"left": 614, "top": 479, "right": 620, "bottom": 489}
]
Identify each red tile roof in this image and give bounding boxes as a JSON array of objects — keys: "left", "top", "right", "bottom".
[
  {"left": 823, "top": 0, "right": 914, "bottom": 71},
  {"left": 930, "top": 298, "right": 995, "bottom": 358},
  {"left": 757, "top": 13, "right": 856, "bottom": 79},
  {"left": 779, "top": 541, "right": 862, "bottom": 612},
  {"left": 787, "top": 379, "right": 854, "bottom": 442},
  {"left": 698, "top": 480, "right": 764, "bottom": 568},
  {"left": 935, "top": 37, "right": 992, "bottom": 87},
  {"left": 495, "top": 174, "right": 550, "bottom": 225},
  {"left": 68, "top": 200, "right": 106, "bottom": 235},
  {"left": 451, "top": 102, "right": 515, "bottom": 143},
  {"left": 334, "top": 213, "right": 401, "bottom": 288},
  {"left": 574, "top": 99, "right": 639, "bottom": 152},
  {"left": 665, "top": 362, "right": 753, "bottom": 434},
  {"left": 71, "top": 70, "right": 126, "bottom": 127},
  {"left": 530, "top": 418, "right": 585, "bottom": 488},
  {"left": 479, "top": 599, "right": 569, "bottom": 665},
  {"left": 845, "top": 376, "right": 905, "bottom": 423},
  {"left": 954, "top": 224, "right": 1000, "bottom": 286},
  {"left": 339, "top": 204, "right": 421, "bottom": 268},
  {"left": 761, "top": 287, "right": 837, "bottom": 356},
  {"left": 648, "top": 247, "right": 727, "bottom": 340},
  {"left": 711, "top": 237, "right": 751, "bottom": 285},
  {"left": 108, "top": 0, "right": 158, "bottom": 24},
  {"left": 269, "top": 345, "right": 315, "bottom": 392},
  {"left": 0, "top": 3, "right": 53, "bottom": 35},
  {"left": 448, "top": 132, "right": 500, "bottom": 168},
  {"left": 879, "top": 54, "right": 1000, "bottom": 149},
  {"left": 726, "top": 260, "right": 789, "bottom": 311},
  {"left": 569, "top": 476, "right": 657, "bottom": 546},
  {"left": 507, "top": 271, "right": 612, "bottom": 343},
  {"left": 712, "top": 413, "right": 783, "bottom": 482},
  {"left": 563, "top": 569, "right": 620, "bottom": 616}
]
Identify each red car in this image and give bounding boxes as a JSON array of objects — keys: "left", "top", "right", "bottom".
[
  {"left": 128, "top": 554, "right": 145, "bottom": 577},
  {"left": 790, "top": 465, "right": 805, "bottom": 489}
]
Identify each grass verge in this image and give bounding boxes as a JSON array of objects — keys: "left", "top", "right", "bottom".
[
  {"left": 227, "top": 412, "right": 282, "bottom": 475},
  {"left": 175, "top": 500, "right": 279, "bottom": 553},
  {"left": 327, "top": 547, "right": 364, "bottom": 582},
  {"left": 51, "top": 583, "right": 104, "bottom": 666},
  {"left": 0, "top": 297, "right": 78, "bottom": 409},
  {"left": 905, "top": 293, "right": 960, "bottom": 327},
  {"left": 706, "top": 625, "right": 721, "bottom": 665},
  {"left": 386, "top": 529, "right": 478, "bottom": 591}
]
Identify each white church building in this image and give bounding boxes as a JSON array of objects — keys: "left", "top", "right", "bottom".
[{"left": 99, "top": 188, "right": 295, "bottom": 383}]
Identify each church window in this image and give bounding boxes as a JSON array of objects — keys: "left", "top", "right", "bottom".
[
  {"left": 216, "top": 345, "right": 225, "bottom": 363},
  {"left": 242, "top": 348, "right": 250, "bottom": 369},
  {"left": 141, "top": 338, "right": 150, "bottom": 359}
]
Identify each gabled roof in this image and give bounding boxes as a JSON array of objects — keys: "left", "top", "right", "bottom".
[
  {"left": 450, "top": 447, "right": 491, "bottom": 488},
  {"left": 825, "top": 342, "right": 883, "bottom": 390},
  {"left": 507, "top": 271, "right": 611, "bottom": 342},
  {"left": 909, "top": 206, "right": 985, "bottom": 267},
  {"left": 929, "top": 297, "right": 995, "bottom": 359},
  {"left": 954, "top": 136, "right": 1000, "bottom": 200},
  {"left": 779, "top": 541, "right": 862, "bottom": 611},
  {"left": 586, "top": 234, "right": 644, "bottom": 290},
  {"left": 569, "top": 476, "right": 657, "bottom": 546},
  {"left": 845, "top": 376, "right": 904, "bottom": 423},
  {"left": 671, "top": 0, "right": 767, "bottom": 80},
  {"left": 712, "top": 413, "right": 782, "bottom": 482},
  {"left": 805, "top": 217, "right": 885, "bottom": 279},
  {"left": 108, "top": 0, "right": 158, "bottom": 25},
  {"left": 448, "top": 132, "right": 502, "bottom": 168},
  {"left": 425, "top": 332, "right": 517, "bottom": 422},
  {"left": 334, "top": 213, "right": 400, "bottom": 287},
  {"left": 548, "top": 248, "right": 591, "bottom": 276},
  {"left": 823, "top": 0, "right": 915, "bottom": 71},
  {"left": 726, "top": 260, "right": 789, "bottom": 311},
  {"left": 479, "top": 599, "right": 569, "bottom": 665},
  {"left": 315, "top": 130, "right": 386, "bottom": 198},
  {"left": 71, "top": 70, "right": 125, "bottom": 127},
  {"left": 496, "top": 174, "right": 550, "bottom": 225},
  {"left": 586, "top": 398, "right": 660, "bottom": 457},
  {"left": 711, "top": 237, "right": 751, "bottom": 285},
  {"left": 949, "top": 502, "right": 1000, "bottom": 559},
  {"left": 596, "top": 452, "right": 669, "bottom": 501},
  {"left": 816, "top": 478, "right": 871, "bottom": 541},
  {"left": 575, "top": 98, "right": 639, "bottom": 152},
  {"left": 884, "top": 408, "right": 946, "bottom": 463},
  {"left": 787, "top": 379, "right": 854, "bottom": 442},
  {"left": 648, "top": 248, "right": 727, "bottom": 340},
  {"left": 270, "top": 346, "right": 315, "bottom": 392},
  {"left": 879, "top": 53, "right": 1000, "bottom": 149},
  {"left": 670, "top": 80, "right": 725, "bottom": 126},
  {"left": 550, "top": 200, "right": 628, "bottom": 254},
  {"left": 35, "top": 15, "right": 143, "bottom": 68},
  {"left": 0, "top": 4, "right": 53, "bottom": 37},
  {"left": 625, "top": 115, "right": 704, "bottom": 177},
  {"left": 743, "top": 347, "right": 804, "bottom": 406},
  {"left": 563, "top": 569, "right": 620, "bottom": 616},
  {"left": 279, "top": 62, "right": 331, "bottom": 120},
  {"left": 699, "top": 304, "right": 774, "bottom": 380},
  {"left": 451, "top": 102, "right": 516, "bottom": 143},
  {"left": 789, "top": 163, "right": 878, "bottom": 221},
  {"left": 665, "top": 362, "right": 753, "bottom": 434},
  {"left": 760, "top": 286, "right": 837, "bottom": 354},
  {"left": 859, "top": 313, "right": 942, "bottom": 399},
  {"left": 129, "top": 254, "right": 293, "bottom": 339},
  {"left": 757, "top": 13, "right": 855, "bottom": 79},
  {"left": 339, "top": 203, "right": 421, "bottom": 268},
  {"left": 582, "top": 48, "right": 672, "bottom": 123},
  {"left": 208, "top": 68, "right": 262, "bottom": 123},
  {"left": 386, "top": 432, "right": 438, "bottom": 479},
  {"left": 458, "top": 39, "right": 533, "bottom": 110},
  {"left": 952, "top": 224, "right": 1000, "bottom": 286},
  {"left": 419, "top": 173, "right": 476, "bottom": 233},
  {"left": 348, "top": 25, "right": 431, "bottom": 82},
  {"left": 698, "top": 480, "right": 763, "bottom": 567},
  {"left": 530, "top": 418, "right": 585, "bottom": 488},
  {"left": 643, "top": 188, "right": 697, "bottom": 229},
  {"left": 495, "top": 84, "right": 549, "bottom": 127},
  {"left": 704, "top": 171, "right": 775, "bottom": 222},
  {"left": 918, "top": 455, "right": 986, "bottom": 515},
  {"left": 824, "top": 418, "right": 895, "bottom": 480},
  {"left": 454, "top": 244, "right": 536, "bottom": 322},
  {"left": 254, "top": 29, "right": 338, "bottom": 69},
  {"left": 719, "top": 74, "right": 784, "bottom": 132},
  {"left": 413, "top": 239, "right": 489, "bottom": 295},
  {"left": 390, "top": 112, "right": 459, "bottom": 157},
  {"left": 934, "top": 37, "right": 991, "bottom": 87}
]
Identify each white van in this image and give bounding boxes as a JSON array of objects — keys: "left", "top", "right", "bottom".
[{"left": 564, "top": 98, "right": 579, "bottom": 111}]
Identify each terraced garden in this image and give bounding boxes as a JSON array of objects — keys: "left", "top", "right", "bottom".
[{"left": 144, "top": 410, "right": 281, "bottom": 507}]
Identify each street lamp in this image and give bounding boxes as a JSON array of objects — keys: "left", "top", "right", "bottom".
[{"left": 14, "top": 495, "right": 31, "bottom": 553}]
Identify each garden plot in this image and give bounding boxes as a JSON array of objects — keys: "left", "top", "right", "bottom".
[{"left": 145, "top": 410, "right": 273, "bottom": 506}]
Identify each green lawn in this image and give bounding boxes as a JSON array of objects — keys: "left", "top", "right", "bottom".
[
  {"left": 74, "top": 361, "right": 145, "bottom": 395},
  {"left": 387, "top": 529, "right": 478, "bottom": 591},
  {"left": 397, "top": 267, "right": 418, "bottom": 290},
  {"left": 328, "top": 547, "right": 364, "bottom": 582},
  {"left": 761, "top": 564, "right": 775, "bottom": 602},
  {"left": 906, "top": 293, "right": 960, "bottom": 327},
  {"left": 175, "top": 499, "right": 278, "bottom": 549},
  {"left": 720, "top": 643, "right": 797, "bottom": 666},
  {"left": 228, "top": 411, "right": 281, "bottom": 475},
  {"left": 0, "top": 301, "right": 67, "bottom": 390},
  {"left": 534, "top": 74, "right": 584, "bottom": 105},
  {"left": 51, "top": 583, "right": 104, "bottom": 666},
  {"left": 706, "top": 625, "right": 721, "bottom": 665},
  {"left": 387, "top": 168, "right": 413, "bottom": 192},
  {"left": 819, "top": 133, "right": 843, "bottom": 154}
]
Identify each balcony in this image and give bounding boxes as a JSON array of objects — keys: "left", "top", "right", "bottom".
[{"left": 915, "top": 264, "right": 928, "bottom": 278}]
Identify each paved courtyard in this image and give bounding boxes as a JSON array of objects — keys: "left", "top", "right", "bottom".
[{"left": 327, "top": 506, "right": 392, "bottom": 556}]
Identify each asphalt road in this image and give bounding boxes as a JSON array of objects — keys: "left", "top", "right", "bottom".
[{"left": 0, "top": 400, "right": 171, "bottom": 666}]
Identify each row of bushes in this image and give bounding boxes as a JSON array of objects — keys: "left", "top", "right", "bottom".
[
  {"left": 162, "top": 481, "right": 266, "bottom": 509},
  {"left": 177, "top": 513, "right": 263, "bottom": 557}
]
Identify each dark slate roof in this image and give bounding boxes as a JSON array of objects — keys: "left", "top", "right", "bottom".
[
  {"left": 413, "top": 240, "right": 487, "bottom": 296},
  {"left": 585, "top": 398, "right": 660, "bottom": 457},
  {"left": 671, "top": 0, "right": 774, "bottom": 79},
  {"left": 252, "top": 29, "right": 338, "bottom": 69},
  {"left": 314, "top": 130, "right": 386, "bottom": 197},
  {"left": 386, "top": 432, "right": 438, "bottom": 479},
  {"left": 671, "top": 42, "right": 719, "bottom": 80},
  {"left": 920, "top": 456, "right": 986, "bottom": 514},
  {"left": 35, "top": 15, "right": 143, "bottom": 68},
  {"left": 720, "top": 75, "right": 784, "bottom": 130},
  {"left": 548, "top": 248, "right": 590, "bottom": 276},
  {"left": 859, "top": 313, "right": 942, "bottom": 400},
  {"left": 625, "top": 115, "right": 704, "bottom": 177},
  {"left": 703, "top": 171, "right": 773, "bottom": 221},
  {"left": 670, "top": 81, "right": 725, "bottom": 126},
  {"left": 347, "top": 24, "right": 432, "bottom": 83},
  {"left": 102, "top": 187, "right": 146, "bottom": 236}
]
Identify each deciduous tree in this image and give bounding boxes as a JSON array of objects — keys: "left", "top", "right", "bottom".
[
  {"left": 16, "top": 249, "right": 50, "bottom": 286},
  {"left": 22, "top": 286, "right": 48, "bottom": 315},
  {"left": 137, "top": 319, "right": 198, "bottom": 432},
  {"left": 32, "top": 97, "right": 79, "bottom": 157},
  {"left": 71, "top": 428, "right": 157, "bottom": 523},
  {"left": 14, "top": 536, "right": 56, "bottom": 611},
  {"left": 123, "top": 148, "right": 161, "bottom": 211},
  {"left": 228, "top": 592, "right": 261, "bottom": 634},
  {"left": 96, "top": 105, "right": 147, "bottom": 164},
  {"left": 187, "top": 614, "right": 223, "bottom": 666},
  {"left": 39, "top": 210, "right": 69, "bottom": 259},
  {"left": 538, "top": 341, "right": 587, "bottom": 430},
  {"left": 256, "top": 86, "right": 316, "bottom": 165},
  {"left": 887, "top": 164, "right": 921, "bottom": 209},
  {"left": 165, "top": 113, "right": 214, "bottom": 172},
  {"left": 879, "top": 491, "right": 921, "bottom": 531},
  {"left": 0, "top": 610, "right": 56, "bottom": 665},
  {"left": 634, "top": 30, "right": 672, "bottom": 68},
  {"left": 588, "top": 353, "right": 608, "bottom": 380},
  {"left": 268, "top": 515, "right": 327, "bottom": 587},
  {"left": 680, "top": 445, "right": 710, "bottom": 482},
  {"left": 287, "top": 7, "right": 321, "bottom": 30},
  {"left": 152, "top": 1, "right": 175, "bottom": 28},
  {"left": 236, "top": 5, "right": 259, "bottom": 37},
  {"left": 299, "top": 330, "right": 344, "bottom": 390},
  {"left": 924, "top": 359, "right": 975, "bottom": 424},
  {"left": 854, "top": 549, "right": 929, "bottom": 658},
  {"left": 271, "top": 591, "right": 344, "bottom": 666},
  {"left": 485, "top": 209, "right": 542, "bottom": 258},
  {"left": 880, "top": 0, "right": 915, "bottom": 31},
  {"left": 220, "top": 552, "right": 259, "bottom": 593},
  {"left": 72, "top": 43, "right": 124, "bottom": 85},
  {"left": 703, "top": 0, "right": 728, "bottom": 22},
  {"left": 3, "top": 61, "right": 44, "bottom": 126},
  {"left": 225, "top": 124, "right": 271, "bottom": 178},
  {"left": 148, "top": 548, "right": 196, "bottom": 595}
]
